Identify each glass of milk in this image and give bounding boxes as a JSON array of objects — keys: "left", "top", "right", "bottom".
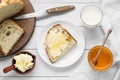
[{"left": 81, "top": 5, "right": 103, "bottom": 28}]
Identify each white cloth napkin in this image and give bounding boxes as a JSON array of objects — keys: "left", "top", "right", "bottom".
[{"left": 69, "top": 0, "right": 120, "bottom": 80}]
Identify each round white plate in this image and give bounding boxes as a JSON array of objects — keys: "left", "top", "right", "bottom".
[{"left": 36, "top": 21, "right": 85, "bottom": 68}]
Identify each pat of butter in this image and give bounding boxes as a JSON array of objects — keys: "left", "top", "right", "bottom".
[{"left": 13, "top": 54, "right": 34, "bottom": 73}]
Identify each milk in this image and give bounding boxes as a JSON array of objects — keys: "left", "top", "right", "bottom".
[{"left": 81, "top": 5, "right": 103, "bottom": 27}]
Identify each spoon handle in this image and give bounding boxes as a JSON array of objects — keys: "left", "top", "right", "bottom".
[
  {"left": 3, "top": 65, "right": 14, "bottom": 73},
  {"left": 95, "top": 29, "right": 112, "bottom": 60}
]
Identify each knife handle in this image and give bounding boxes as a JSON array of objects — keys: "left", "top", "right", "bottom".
[{"left": 46, "top": 5, "right": 75, "bottom": 14}]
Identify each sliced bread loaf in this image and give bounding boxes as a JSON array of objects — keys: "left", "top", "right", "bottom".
[
  {"left": 45, "top": 24, "right": 77, "bottom": 63},
  {"left": 0, "top": 19, "right": 24, "bottom": 56},
  {"left": 0, "top": 0, "right": 24, "bottom": 7},
  {"left": 0, "top": 0, "right": 24, "bottom": 23}
]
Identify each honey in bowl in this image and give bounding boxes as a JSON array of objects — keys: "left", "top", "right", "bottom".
[{"left": 88, "top": 46, "right": 113, "bottom": 71}]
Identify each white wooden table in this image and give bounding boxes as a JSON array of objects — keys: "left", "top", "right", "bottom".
[{"left": 0, "top": 0, "right": 105, "bottom": 80}]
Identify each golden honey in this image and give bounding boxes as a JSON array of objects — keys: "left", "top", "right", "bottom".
[{"left": 88, "top": 46, "right": 113, "bottom": 71}]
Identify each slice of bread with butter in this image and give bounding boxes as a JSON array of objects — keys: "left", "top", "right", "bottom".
[{"left": 45, "top": 24, "right": 77, "bottom": 63}]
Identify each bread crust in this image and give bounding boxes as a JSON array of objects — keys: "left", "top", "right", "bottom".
[
  {"left": 6, "top": 0, "right": 24, "bottom": 5},
  {"left": 5, "top": 19, "right": 24, "bottom": 32},
  {"left": 45, "top": 24, "right": 77, "bottom": 63},
  {"left": 0, "top": 45, "right": 6, "bottom": 56},
  {"left": 0, "top": 0, "right": 24, "bottom": 7},
  {"left": 45, "top": 48, "right": 54, "bottom": 63}
]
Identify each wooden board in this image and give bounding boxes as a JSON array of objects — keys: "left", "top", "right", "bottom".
[{"left": 0, "top": 0, "right": 35, "bottom": 57}]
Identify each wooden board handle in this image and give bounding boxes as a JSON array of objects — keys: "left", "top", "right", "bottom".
[
  {"left": 46, "top": 5, "right": 75, "bottom": 14},
  {"left": 3, "top": 65, "right": 14, "bottom": 73}
]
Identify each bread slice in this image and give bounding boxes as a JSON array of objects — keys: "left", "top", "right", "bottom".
[
  {"left": 0, "top": 0, "right": 24, "bottom": 7},
  {"left": 45, "top": 24, "right": 77, "bottom": 63},
  {"left": 0, "top": 0, "right": 24, "bottom": 23},
  {"left": 0, "top": 19, "right": 24, "bottom": 56}
]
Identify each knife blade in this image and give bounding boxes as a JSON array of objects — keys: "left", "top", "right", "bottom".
[{"left": 15, "top": 5, "right": 75, "bottom": 19}]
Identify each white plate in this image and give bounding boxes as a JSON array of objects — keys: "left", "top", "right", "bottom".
[{"left": 36, "top": 21, "right": 85, "bottom": 68}]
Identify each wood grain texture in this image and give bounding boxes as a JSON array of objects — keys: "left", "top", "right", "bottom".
[{"left": 0, "top": 0, "right": 35, "bottom": 57}]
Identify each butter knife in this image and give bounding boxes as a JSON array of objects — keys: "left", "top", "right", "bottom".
[{"left": 15, "top": 5, "right": 75, "bottom": 19}]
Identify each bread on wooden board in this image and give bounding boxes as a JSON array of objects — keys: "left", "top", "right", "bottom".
[
  {"left": 0, "top": 19, "right": 24, "bottom": 56},
  {"left": 45, "top": 24, "right": 77, "bottom": 63},
  {"left": 0, "top": 0, "right": 24, "bottom": 23}
]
